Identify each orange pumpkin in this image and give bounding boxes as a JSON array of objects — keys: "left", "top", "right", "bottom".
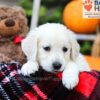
[
  {"left": 85, "top": 56, "right": 100, "bottom": 71},
  {"left": 63, "top": 0, "right": 99, "bottom": 34}
]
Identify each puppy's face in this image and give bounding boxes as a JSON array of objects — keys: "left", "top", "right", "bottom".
[
  {"left": 37, "top": 32, "right": 71, "bottom": 72},
  {"left": 22, "top": 23, "right": 80, "bottom": 73}
]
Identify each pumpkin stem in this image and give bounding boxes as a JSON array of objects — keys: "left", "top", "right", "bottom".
[{"left": 91, "top": 25, "right": 100, "bottom": 57}]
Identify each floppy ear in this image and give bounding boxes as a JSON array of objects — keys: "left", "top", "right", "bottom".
[
  {"left": 22, "top": 30, "right": 38, "bottom": 61},
  {"left": 68, "top": 30, "right": 80, "bottom": 61},
  {"left": 21, "top": 30, "right": 39, "bottom": 75}
]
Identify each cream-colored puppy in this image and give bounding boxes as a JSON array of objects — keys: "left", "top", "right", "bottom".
[{"left": 21, "top": 23, "right": 90, "bottom": 89}]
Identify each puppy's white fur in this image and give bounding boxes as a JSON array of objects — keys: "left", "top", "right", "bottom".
[{"left": 21, "top": 23, "right": 90, "bottom": 89}]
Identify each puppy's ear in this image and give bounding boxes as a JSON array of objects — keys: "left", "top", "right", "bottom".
[
  {"left": 22, "top": 30, "right": 38, "bottom": 61},
  {"left": 68, "top": 30, "right": 80, "bottom": 61},
  {"left": 21, "top": 30, "right": 39, "bottom": 75}
]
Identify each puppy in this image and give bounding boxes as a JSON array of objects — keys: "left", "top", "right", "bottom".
[{"left": 21, "top": 23, "right": 90, "bottom": 89}]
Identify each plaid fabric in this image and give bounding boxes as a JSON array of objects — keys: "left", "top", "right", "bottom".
[{"left": 0, "top": 62, "right": 100, "bottom": 100}]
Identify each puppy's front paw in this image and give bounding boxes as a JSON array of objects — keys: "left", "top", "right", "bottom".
[
  {"left": 21, "top": 61, "right": 39, "bottom": 76},
  {"left": 62, "top": 71, "right": 79, "bottom": 90}
]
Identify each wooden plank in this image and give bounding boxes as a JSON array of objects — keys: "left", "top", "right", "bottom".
[
  {"left": 0, "top": 0, "right": 19, "bottom": 6},
  {"left": 76, "top": 34, "right": 96, "bottom": 41}
]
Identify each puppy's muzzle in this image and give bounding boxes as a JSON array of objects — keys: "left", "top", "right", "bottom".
[{"left": 53, "top": 62, "right": 62, "bottom": 70}]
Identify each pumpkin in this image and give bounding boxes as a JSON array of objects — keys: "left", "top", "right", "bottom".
[
  {"left": 63, "top": 0, "right": 99, "bottom": 34},
  {"left": 85, "top": 56, "right": 100, "bottom": 71}
]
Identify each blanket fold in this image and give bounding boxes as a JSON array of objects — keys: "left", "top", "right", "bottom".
[{"left": 0, "top": 62, "right": 100, "bottom": 100}]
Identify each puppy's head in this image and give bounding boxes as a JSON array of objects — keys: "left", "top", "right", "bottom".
[{"left": 22, "top": 23, "right": 80, "bottom": 73}]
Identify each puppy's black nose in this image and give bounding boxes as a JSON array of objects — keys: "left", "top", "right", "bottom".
[{"left": 53, "top": 62, "right": 62, "bottom": 70}]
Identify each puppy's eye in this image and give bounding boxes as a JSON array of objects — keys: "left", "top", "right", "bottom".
[
  {"left": 63, "top": 47, "right": 68, "bottom": 52},
  {"left": 43, "top": 46, "right": 51, "bottom": 51}
]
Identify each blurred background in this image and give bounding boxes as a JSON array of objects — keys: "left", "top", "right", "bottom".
[
  {"left": 19, "top": 0, "right": 94, "bottom": 55},
  {"left": 19, "top": 0, "right": 69, "bottom": 25},
  {"left": 1, "top": 0, "right": 98, "bottom": 56}
]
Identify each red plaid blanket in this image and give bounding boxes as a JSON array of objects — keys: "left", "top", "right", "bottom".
[{"left": 0, "top": 62, "right": 100, "bottom": 100}]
